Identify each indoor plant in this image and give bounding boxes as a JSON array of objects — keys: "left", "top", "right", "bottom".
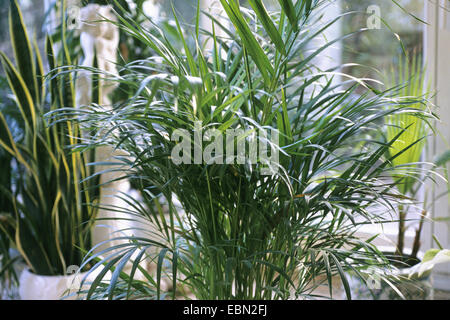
[
  {"left": 0, "top": 74, "right": 21, "bottom": 299},
  {"left": 380, "top": 53, "right": 435, "bottom": 299},
  {"left": 55, "top": 0, "right": 435, "bottom": 300},
  {"left": 347, "top": 53, "right": 438, "bottom": 300},
  {"left": 0, "top": 0, "right": 100, "bottom": 299}
]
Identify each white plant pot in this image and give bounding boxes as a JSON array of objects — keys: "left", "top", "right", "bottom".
[{"left": 19, "top": 267, "right": 108, "bottom": 300}]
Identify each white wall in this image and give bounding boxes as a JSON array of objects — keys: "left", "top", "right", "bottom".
[
  {"left": 314, "top": 0, "right": 342, "bottom": 75},
  {"left": 426, "top": 0, "right": 450, "bottom": 290}
]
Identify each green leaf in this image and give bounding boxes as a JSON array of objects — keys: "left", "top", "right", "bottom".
[
  {"left": 9, "top": 0, "right": 38, "bottom": 104},
  {"left": 219, "top": 0, "right": 274, "bottom": 84},
  {"left": 248, "top": 0, "right": 286, "bottom": 55},
  {"left": 413, "top": 249, "right": 450, "bottom": 277},
  {"left": 434, "top": 150, "right": 450, "bottom": 167},
  {"left": 0, "top": 52, "right": 36, "bottom": 130},
  {"left": 156, "top": 248, "right": 170, "bottom": 300},
  {"left": 277, "top": 0, "right": 298, "bottom": 32}
]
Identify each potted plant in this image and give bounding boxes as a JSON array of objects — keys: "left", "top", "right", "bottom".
[
  {"left": 56, "top": 0, "right": 435, "bottom": 300},
  {"left": 0, "top": 76, "right": 21, "bottom": 299},
  {"left": 0, "top": 0, "right": 101, "bottom": 299},
  {"left": 346, "top": 53, "right": 438, "bottom": 300}
]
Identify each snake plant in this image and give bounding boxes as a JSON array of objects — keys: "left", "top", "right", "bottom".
[
  {"left": 0, "top": 74, "right": 21, "bottom": 295},
  {"left": 0, "top": 0, "right": 99, "bottom": 276}
]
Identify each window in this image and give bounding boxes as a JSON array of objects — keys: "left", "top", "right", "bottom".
[{"left": 341, "top": 0, "right": 424, "bottom": 88}]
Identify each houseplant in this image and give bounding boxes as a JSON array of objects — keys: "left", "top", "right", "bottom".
[
  {"left": 53, "top": 0, "right": 435, "bottom": 300},
  {"left": 380, "top": 53, "right": 435, "bottom": 299},
  {"left": 386, "top": 54, "right": 432, "bottom": 261},
  {"left": 0, "top": 0, "right": 101, "bottom": 299},
  {"left": 0, "top": 75, "right": 22, "bottom": 299},
  {"left": 346, "top": 53, "right": 438, "bottom": 300}
]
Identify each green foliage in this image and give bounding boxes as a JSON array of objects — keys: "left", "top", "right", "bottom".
[
  {"left": 0, "top": 0, "right": 99, "bottom": 276},
  {"left": 386, "top": 53, "right": 430, "bottom": 195},
  {"left": 58, "top": 0, "right": 433, "bottom": 299},
  {"left": 383, "top": 53, "right": 433, "bottom": 259},
  {"left": 0, "top": 74, "right": 22, "bottom": 292},
  {"left": 411, "top": 245, "right": 450, "bottom": 278}
]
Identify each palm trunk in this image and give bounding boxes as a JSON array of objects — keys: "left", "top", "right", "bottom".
[
  {"left": 411, "top": 210, "right": 426, "bottom": 260},
  {"left": 396, "top": 205, "right": 406, "bottom": 257}
]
